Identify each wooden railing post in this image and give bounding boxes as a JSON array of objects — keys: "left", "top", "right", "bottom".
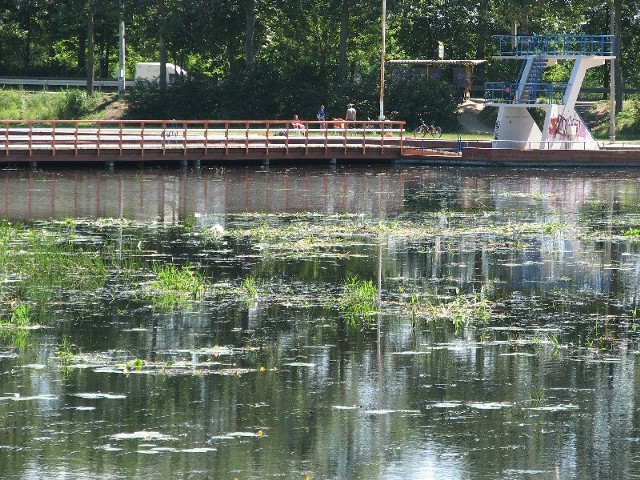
[
  {"left": 204, "top": 121, "right": 209, "bottom": 155},
  {"left": 182, "top": 121, "right": 187, "bottom": 155},
  {"left": 74, "top": 121, "right": 79, "bottom": 155},
  {"left": 140, "top": 122, "right": 144, "bottom": 156},
  {"left": 224, "top": 123, "right": 229, "bottom": 154},
  {"left": 118, "top": 122, "right": 123, "bottom": 155},
  {"left": 324, "top": 120, "right": 328, "bottom": 153},
  {"left": 96, "top": 121, "right": 101, "bottom": 156},
  {"left": 265, "top": 122, "right": 270, "bottom": 154},
  {"left": 4, "top": 121, "right": 9, "bottom": 157},
  {"left": 28, "top": 121, "right": 33, "bottom": 156},
  {"left": 51, "top": 120, "right": 56, "bottom": 156},
  {"left": 161, "top": 120, "right": 166, "bottom": 155},
  {"left": 245, "top": 122, "right": 250, "bottom": 154}
]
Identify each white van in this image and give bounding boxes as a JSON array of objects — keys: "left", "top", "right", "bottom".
[{"left": 134, "top": 63, "right": 187, "bottom": 83}]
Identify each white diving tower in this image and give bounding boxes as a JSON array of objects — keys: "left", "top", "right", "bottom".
[{"left": 484, "top": 34, "right": 615, "bottom": 150}]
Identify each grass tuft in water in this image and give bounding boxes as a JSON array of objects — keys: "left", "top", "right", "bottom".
[
  {"left": 148, "top": 263, "right": 207, "bottom": 309},
  {"left": 0, "top": 303, "right": 32, "bottom": 348},
  {"left": 242, "top": 276, "right": 258, "bottom": 300},
  {"left": 0, "top": 223, "right": 108, "bottom": 305},
  {"left": 339, "top": 276, "right": 378, "bottom": 326},
  {"left": 406, "top": 288, "right": 493, "bottom": 334}
]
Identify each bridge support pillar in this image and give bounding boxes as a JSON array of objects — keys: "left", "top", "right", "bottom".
[
  {"left": 180, "top": 160, "right": 188, "bottom": 170},
  {"left": 105, "top": 161, "right": 115, "bottom": 171},
  {"left": 262, "top": 158, "right": 270, "bottom": 167},
  {"left": 193, "top": 160, "right": 201, "bottom": 169},
  {"left": 329, "top": 158, "right": 337, "bottom": 166},
  {"left": 30, "top": 161, "right": 37, "bottom": 171}
]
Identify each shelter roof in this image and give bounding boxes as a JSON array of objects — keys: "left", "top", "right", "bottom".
[{"left": 388, "top": 59, "right": 486, "bottom": 66}]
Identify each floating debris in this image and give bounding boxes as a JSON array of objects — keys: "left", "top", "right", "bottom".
[
  {"left": 72, "top": 393, "right": 127, "bottom": 400},
  {"left": 467, "top": 402, "right": 514, "bottom": 410},
  {"left": 109, "top": 431, "right": 176, "bottom": 442}
]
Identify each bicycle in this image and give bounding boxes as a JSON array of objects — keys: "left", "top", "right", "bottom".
[{"left": 414, "top": 119, "right": 442, "bottom": 138}]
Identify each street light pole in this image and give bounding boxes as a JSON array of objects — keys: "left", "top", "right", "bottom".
[
  {"left": 379, "top": 0, "right": 386, "bottom": 121},
  {"left": 609, "top": 0, "right": 616, "bottom": 143},
  {"left": 118, "top": 0, "right": 126, "bottom": 97}
]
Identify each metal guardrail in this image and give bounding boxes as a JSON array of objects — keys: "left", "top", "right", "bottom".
[
  {"left": 0, "top": 119, "right": 405, "bottom": 160},
  {"left": 0, "top": 78, "right": 135, "bottom": 90},
  {"left": 494, "top": 34, "right": 614, "bottom": 57},
  {"left": 484, "top": 81, "right": 568, "bottom": 104}
]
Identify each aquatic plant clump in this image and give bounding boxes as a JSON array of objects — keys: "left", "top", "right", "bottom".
[
  {"left": 146, "top": 264, "right": 207, "bottom": 309},
  {"left": 338, "top": 276, "right": 378, "bottom": 325},
  {"left": 0, "top": 223, "right": 108, "bottom": 305},
  {"left": 0, "top": 303, "right": 34, "bottom": 348},
  {"left": 405, "top": 288, "right": 494, "bottom": 333}
]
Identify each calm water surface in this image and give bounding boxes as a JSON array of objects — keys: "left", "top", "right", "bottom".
[{"left": 2, "top": 166, "right": 640, "bottom": 479}]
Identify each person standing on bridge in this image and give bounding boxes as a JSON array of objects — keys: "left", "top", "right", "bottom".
[
  {"left": 317, "top": 105, "right": 326, "bottom": 123},
  {"left": 345, "top": 103, "right": 356, "bottom": 123}
]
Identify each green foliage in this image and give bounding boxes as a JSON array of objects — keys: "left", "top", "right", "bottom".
[
  {"left": 55, "top": 90, "right": 100, "bottom": 119},
  {"left": 612, "top": 101, "right": 640, "bottom": 135},
  {"left": 386, "top": 75, "right": 458, "bottom": 130}
]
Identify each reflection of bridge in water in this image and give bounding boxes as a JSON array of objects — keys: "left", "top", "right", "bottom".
[
  {"left": 0, "top": 168, "right": 430, "bottom": 222},
  {"left": 2, "top": 167, "right": 626, "bottom": 222}
]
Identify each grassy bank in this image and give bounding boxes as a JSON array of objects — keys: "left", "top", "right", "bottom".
[{"left": 0, "top": 90, "right": 123, "bottom": 120}]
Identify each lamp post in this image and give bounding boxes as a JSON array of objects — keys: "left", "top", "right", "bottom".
[
  {"left": 118, "top": 0, "right": 126, "bottom": 97},
  {"left": 379, "top": 0, "right": 386, "bottom": 121},
  {"left": 609, "top": 0, "right": 615, "bottom": 143}
]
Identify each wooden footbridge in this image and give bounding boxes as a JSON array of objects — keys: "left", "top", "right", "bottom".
[{"left": 0, "top": 119, "right": 470, "bottom": 167}]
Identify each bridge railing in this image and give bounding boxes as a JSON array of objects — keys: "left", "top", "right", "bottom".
[
  {"left": 0, "top": 119, "right": 405, "bottom": 158},
  {"left": 484, "top": 81, "right": 568, "bottom": 104},
  {"left": 494, "top": 34, "right": 614, "bottom": 57}
]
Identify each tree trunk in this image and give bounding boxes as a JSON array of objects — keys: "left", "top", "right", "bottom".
[
  {"left": 158, "top": 0, "right": 167, "bottom": 92},
  {"left": 24, "top": 20, "right": 32, "bottom": 69},
  {"left": 337, "top": 0, "right": 350, "bottom": 83},
  {"left": 475, "top": 0, "right": 490, "bottom": 61},
  {"left": 244, "top": 0, "right": 256, "bottom": 72},
  {"left": 87, "top": 2, "right": 95, "bottom": 95},
  {"left": 78, "top": 27, "right": 86, "bottom": 72}
]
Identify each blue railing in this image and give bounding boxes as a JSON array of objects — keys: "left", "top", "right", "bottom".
[
  {"left": 494, "top": 34, "right": 614, "bottom": 57},
  {"left": 484, "top": 82, "right": 568, "bottom": 104}
]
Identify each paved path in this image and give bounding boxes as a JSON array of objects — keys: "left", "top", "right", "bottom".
[{"left": 457, "top": 98, "right": 493, "bottom": 134}]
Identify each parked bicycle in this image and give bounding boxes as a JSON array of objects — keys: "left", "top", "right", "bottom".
[{"left": 414, "top": 119, "right": 442, "bottom": 138}]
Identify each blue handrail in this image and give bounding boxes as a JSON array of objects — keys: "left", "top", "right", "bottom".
[
  {"left": 484, "top": 82, "right": 567, "bottom": 104},
  {"left": 494, "top": 34, "right": 614, "bottom": 57}
]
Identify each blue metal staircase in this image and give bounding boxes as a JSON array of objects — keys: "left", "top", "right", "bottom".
[{"left": 484, "top": 34, "right": 615, "bottom": 150}]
